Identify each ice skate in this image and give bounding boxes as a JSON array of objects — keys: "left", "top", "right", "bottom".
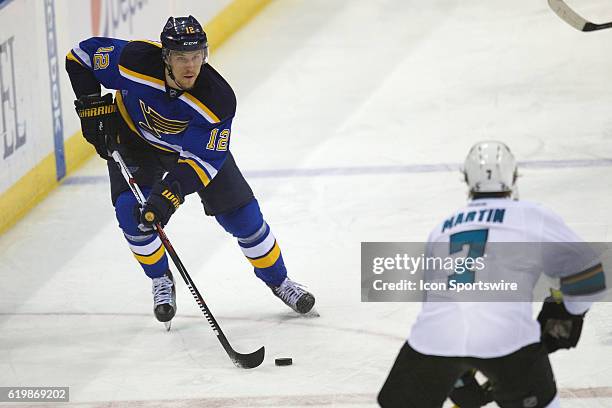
[
  {"left": 269, "top": 277, "right": 315, "bottom": 314},
  {"left": 152, "top": 270, "right": 176, "bottom": 328}
]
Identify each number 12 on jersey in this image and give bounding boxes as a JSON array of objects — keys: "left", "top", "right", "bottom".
[
  {"left": 447, "top": 229, "right": 489, "bottom": 284},
  {"left": 206, "top": 128, "right": 229, "bottom": 151}
]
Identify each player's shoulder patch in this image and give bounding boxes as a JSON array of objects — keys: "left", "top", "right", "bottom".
[
  {"left": 118, "top": 40, "right": 165, "bottom": 90},
  {"left": 181, "top": 64, "right": 236, "bottom": 123}
]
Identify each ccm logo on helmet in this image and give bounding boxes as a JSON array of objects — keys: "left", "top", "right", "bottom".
[{"left": 183, "top": 41, "right": 198, "bottom": 45}]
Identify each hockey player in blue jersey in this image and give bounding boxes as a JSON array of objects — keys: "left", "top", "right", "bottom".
[{"left": 65, "top": 16, "right": 315, "bottom": 325}]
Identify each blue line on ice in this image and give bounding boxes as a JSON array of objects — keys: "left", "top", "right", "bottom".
[{"left": 61, "top": 158, "right": 612, "bottom": 185}]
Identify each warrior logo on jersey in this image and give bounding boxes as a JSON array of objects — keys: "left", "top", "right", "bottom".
[{"left": 138, "top": 100, "right": 189, "bottom": 138}]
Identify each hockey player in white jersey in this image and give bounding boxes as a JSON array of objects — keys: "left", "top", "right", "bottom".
[{"left": 377, "top": 141, "right": 606, "bottom": 408}]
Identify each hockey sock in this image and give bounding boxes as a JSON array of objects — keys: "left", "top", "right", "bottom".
[
  {"left": 215, "top": 199, "right": 287, "bottom": 286},
  {"left": 115, "top": 190, "right": 169, "bottom": 278}
]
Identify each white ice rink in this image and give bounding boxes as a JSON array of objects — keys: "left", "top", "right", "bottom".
[{"left": 2, "top": 0, "right": 612, "bottom": 406}]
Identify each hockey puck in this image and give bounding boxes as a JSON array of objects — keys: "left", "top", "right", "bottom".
[{"left": 275, "top": 358, "right": 292, "bottom": 366}]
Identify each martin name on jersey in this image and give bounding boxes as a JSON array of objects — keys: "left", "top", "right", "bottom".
[{"left": 409, "top": 198, "right": 606, "bottom": 359}]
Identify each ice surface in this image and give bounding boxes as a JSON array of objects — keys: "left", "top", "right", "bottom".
[{"left": 1, "top": 0, "right": 611, "bottom": 406}]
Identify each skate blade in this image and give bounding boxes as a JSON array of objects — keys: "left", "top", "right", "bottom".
[
  {"left": 302, "top": 308, "right": 320, "bottom": 318},
  {"left": 164, "top": 321, "right": 172, "bottom": 331}
]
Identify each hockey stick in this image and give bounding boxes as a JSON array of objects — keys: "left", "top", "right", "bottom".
[
  {"left": 548, "top": 0, "right": 612, "bottom": 31},
  {"left": 111, "top": 150, "right": 265, "bottom": 369}
]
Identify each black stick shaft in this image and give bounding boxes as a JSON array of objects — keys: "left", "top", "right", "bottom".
[
  {"left": 154, "top": 223, "right": 226, "bottom": 338},
  {"left": 584, "top": 21, "right": 612, "bottom": 32}
]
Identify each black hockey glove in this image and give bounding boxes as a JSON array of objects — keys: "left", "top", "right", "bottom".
[
  {"left": 74, "top": 93, "right": 118, "bottom": 160},
  {"left": 140, "top": 179, "right": 184, "bottom": 229},
  {"left": 449, "top": 371, "right": 493, "bottom": 408},
  {"left": 537, "top": 296, "right": 586, "bottom": 353}
]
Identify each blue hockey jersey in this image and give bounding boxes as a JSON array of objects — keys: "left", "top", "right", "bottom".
[{"left": 66, "top": 37, "right": 236, "bottom": 194}]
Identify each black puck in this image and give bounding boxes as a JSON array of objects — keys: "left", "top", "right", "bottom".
[{"left": 275, "top": 358, "right": 292, "bottom": 366}]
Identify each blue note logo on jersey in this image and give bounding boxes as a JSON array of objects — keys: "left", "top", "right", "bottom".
[{"left": 138, "top": 100, "right": 189, "bottom": 138}]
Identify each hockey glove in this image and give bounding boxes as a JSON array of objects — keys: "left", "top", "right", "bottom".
[
  {"left": 537, "top": 295, "right": 586, "bottom": 353},
  {"left": 448, "top": 371, "right": 493, "bottom": 408},
  {"left": 140, "top": 179, "right": 184, "bottom": 229},
  {"left": 74, "top": 93, "right": 118, "bottom": 160}
]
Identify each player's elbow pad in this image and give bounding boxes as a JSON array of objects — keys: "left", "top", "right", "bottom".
[{"left": 66, "top": 58, "right": 101, "bottom": 97}]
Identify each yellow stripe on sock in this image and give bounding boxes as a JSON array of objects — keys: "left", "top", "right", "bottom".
[
  {"left": 248, "top": 241, "right": 281, "bottom": 269},
  {"left": 133, "top": 244, "right": 166, "bottom": 265}
]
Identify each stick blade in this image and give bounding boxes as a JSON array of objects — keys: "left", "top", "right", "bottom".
[
  {"left": 548, "top": 0, "right": 588, "bottom": 31},
  {"left": 230, "top": 346, "right": 265, "bottom": 369}
]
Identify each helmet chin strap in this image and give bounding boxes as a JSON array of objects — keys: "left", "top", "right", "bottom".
[
  {"left": 165, "top": 62, "right": 186, "bottom": 91},
  {"left": 163, "top": 49, "right": 206, "bottom": 91}
]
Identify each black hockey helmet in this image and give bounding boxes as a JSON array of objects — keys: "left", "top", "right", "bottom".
[
  {"left": 160, "top": 15, "right": 207, "bottom": 52},
  {"left": 161, "top": 16, "right": 208, "bottom": 90}
]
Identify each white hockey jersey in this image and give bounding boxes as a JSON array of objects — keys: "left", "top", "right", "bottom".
[{"left": 408, "top": 198, "right": 605, "bottom": 358}]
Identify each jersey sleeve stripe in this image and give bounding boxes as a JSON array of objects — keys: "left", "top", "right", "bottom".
[
  {"left": 561, "top": 263, "right": 606, "bottom": 296},
  {"left": 119, "top": 64, "right": 165, "bottom": 91},
  {"left": 71, "top": 46, "right": 92, "bottom": 68},
  {"left": 561, "top": 263, "right": 604, "bottom": 284},
  {"left": 180, "top": 92, "right": 221, "bottom": 123},
  {"left": 66, "top": 50, "right": 84, "bottom": 67}
]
